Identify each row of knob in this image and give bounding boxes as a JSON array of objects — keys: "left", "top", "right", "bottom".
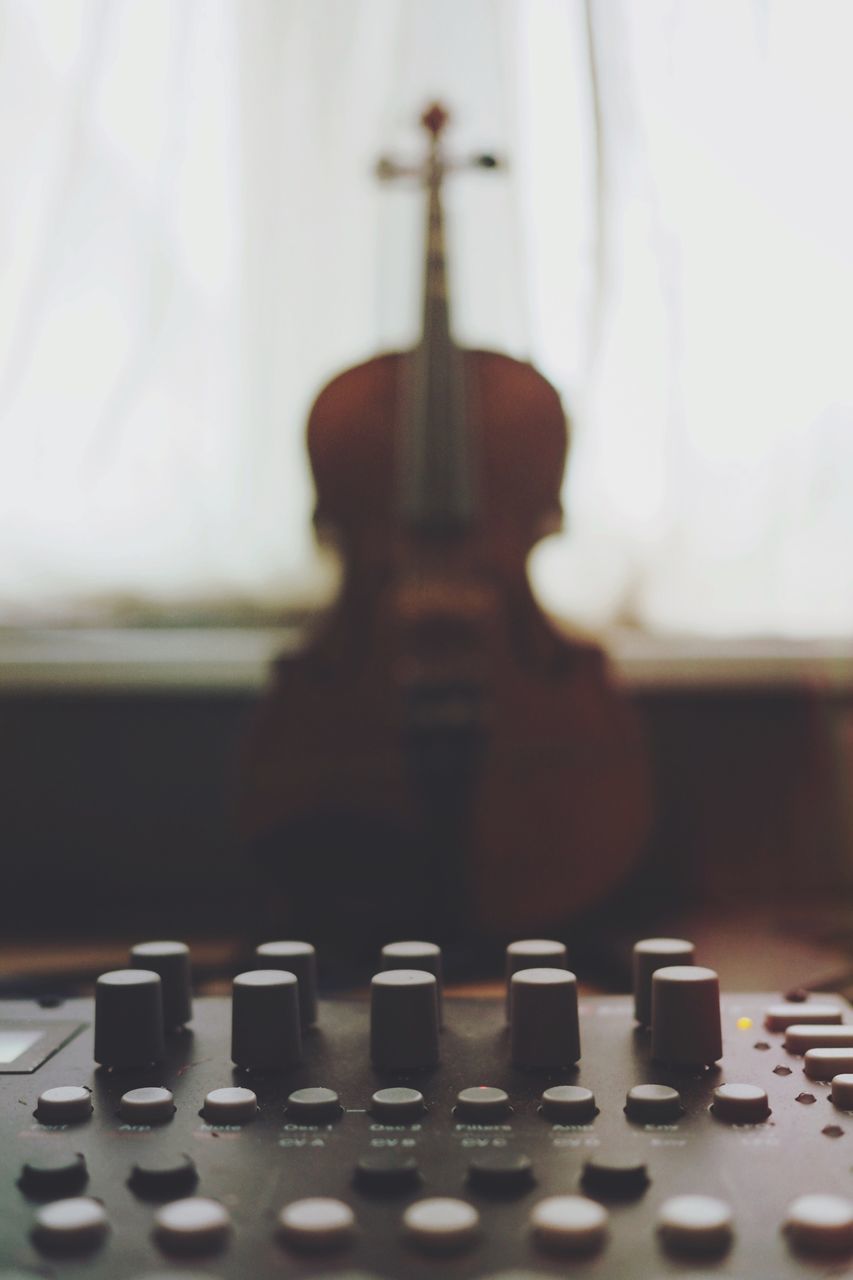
[
  {"left": 95, "top": 939, "right": 318, "bottom": 1067},
  {"left": 119, "top": 939, "right": 442, "bottom": 1034},
  {"left": 29, "top": 1190, "right": 853, "bottom": 1259},
  {"left": 117, "top": 935, "right": 703, "bottom": 1031},
  {"left": 95, "top": 936, "right": 724, "bottom": 1071}
]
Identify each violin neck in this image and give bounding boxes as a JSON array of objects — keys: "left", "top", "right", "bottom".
[
  {"left": 399, "top": 151, "right": 477, "bottom": 534},
  {"left": 422, "top": 158, "right": 454, "bottom": 353}
]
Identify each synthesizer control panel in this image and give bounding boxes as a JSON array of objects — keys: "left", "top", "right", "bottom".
[{"left": 1, "top": 937, "right": 853, "bottom": 1279}]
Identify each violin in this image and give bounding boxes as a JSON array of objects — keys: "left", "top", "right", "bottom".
[{"left": 239, "top": 105, "right": 650, "bottom": 952}]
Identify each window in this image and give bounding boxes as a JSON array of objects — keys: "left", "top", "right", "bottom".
[{"left": 1, "top": 0, "right": 851, "bottom": 635}]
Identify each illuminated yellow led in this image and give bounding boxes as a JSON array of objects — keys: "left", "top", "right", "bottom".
[{"left": 736, "top": 1017, "right": 753, "bottom": 1030}]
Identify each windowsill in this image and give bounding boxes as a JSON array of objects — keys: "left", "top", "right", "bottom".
[{"left": 0, "top": 626, "right": 851, "bottom": 694}]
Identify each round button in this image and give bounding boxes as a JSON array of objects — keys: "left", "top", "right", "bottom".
[
  {"left": 658, "top": 1194, "right": 733, "bottom": 1254},
  {"left": 712, "top": 1083, "right": 770, "bottom": 1124},
  {"left": 468, "top": 1151, "right": 534, "bottom": 1195},
  {"left": 455, "top": 1086, "right": 510, "bottom": 1122},
  {"left": 19, "top": 1151, "right": 87, "bottom": 1199},
  {"left": 370, "top": 1086, "right": 425, "bottom": 1121},
  {"left": 581, "top": 1153, "right": 649, "bottom": 1198},
  {"left": 403, "top": 1197, "right": 479, "bottom": 1253},
  {"left": 36, "top": 1086, "right": 92, "bottom": 1124},
  {"left": 278, "top": 1198, "right": 355, "bottom": 1251},
  {"left": 129, "top": 1154, "right": 198, "bottom": 1200},
  {"left": 625, "top": 1084, "right": 683, "bottom": 1123},
  {"left": 540, "top": 1085, "right": 597, "bottom": 1123},
  {"left": 286, "top": 1087, "right": 341, "bottom": 1122},
  {"left": 355, "top": 1153, "right": 421, "bottom": 1194},
  {"left": 119, "top": 1087, "right": 175, "bottom": 1124},
  {"left": 202, "top": 1086, "right": 257, "bottom": 1123},
  {"left": 785, "top": 1194, "right": 853, "bottom": 1254},
  {"left": 34, "top": 1197, "right": 108, "bottom": 1252},
  {"left": 529, "top": 1195, "right": 608, "bottom": 1253},
  {"left": 155, "top": 1198, "right": 231, "bottom": 1255},
  {"left": 831, "top": 1074, "right": 853, "bottom": 1109}
]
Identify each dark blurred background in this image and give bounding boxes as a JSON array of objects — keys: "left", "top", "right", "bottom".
[{"left": 0, "top": 2, "right": 851, "bottom": 987}]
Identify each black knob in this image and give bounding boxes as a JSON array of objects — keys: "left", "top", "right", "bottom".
[
  {"left": 130, "top": 940, "right": 192, "bottom": 1029},
  {"left": 231, "top": 970, "right": 302, "bottom": 1070},
  {"left": 94, "top": 969, "right": 164, "bottom": 1067},
  {"left": 254, "top": 941, "right": 318, "bottom": 1027}
]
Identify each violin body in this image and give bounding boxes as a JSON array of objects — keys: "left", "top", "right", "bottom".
[
  {"left": 308, "top": 350, "right": 565, "bottom": 563},
  {"left": 239, "top": 109, "right": 650, "bottom": 950}
]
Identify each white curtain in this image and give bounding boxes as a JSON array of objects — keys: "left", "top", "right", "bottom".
[{"left": 0, "top": 0, "right": 851, "bottom": 634}]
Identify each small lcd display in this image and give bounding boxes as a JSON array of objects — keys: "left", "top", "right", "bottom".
[
  {"left": 0, "top": 1028, "right": 42, "bottom": 1063},
  {"left": 0, "top": 1019, "right": 84, "bottom": 1072}
]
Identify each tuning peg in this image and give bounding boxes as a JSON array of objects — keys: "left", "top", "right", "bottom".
[
  {"left": 421, "top": 102, "right": 450, "bottom": 137},
  {"left": 375, "top": 156, "right": 421, "bottom": 182},
  {"left": 376, "top": 156, "right": 400, "bottom": 181}
]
